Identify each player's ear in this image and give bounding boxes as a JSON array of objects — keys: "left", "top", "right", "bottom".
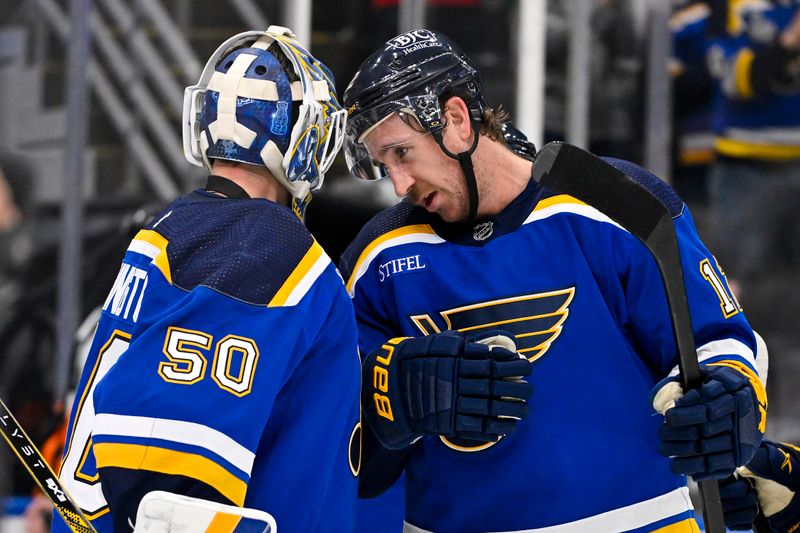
[{"left": 442, "top": 96, "right": 472, "bottom": 142}]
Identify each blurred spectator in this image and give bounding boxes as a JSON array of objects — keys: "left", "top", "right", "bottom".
[
  {"left": 0, "top": 156, "right": 32, "bottom": 520},
  {"left": 705, "top": 0, "right": 800, "bottom": 293},
  {"left": 670, "top": 2, "right": 716, "bottom": 203},
  {"left": 0, "top": 167, "right": 21, "bottom": 232},
  {"left": 23, "top": 495, "right": 53, "bottom": 533},
  {"left": 0, "top": 155, "right": 32, "bottom": 284},
  {"left": 544, "top": 0, "right": 642, "bottom": 160}
]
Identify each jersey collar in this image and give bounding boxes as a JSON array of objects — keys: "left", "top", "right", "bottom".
[{"left": 430, "top": 167, "right": 544, "bottom": 246}]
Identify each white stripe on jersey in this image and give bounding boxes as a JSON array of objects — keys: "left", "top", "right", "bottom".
[
  {"left": 403, "top": 486, "right": 693, "bottom": 533},
  {"left": 666, "top": 337, "right": 758, "bottom": 378},
  {"left": 128, "top": 239, "right": 161, "bottom": 260},
  {"left": 93, "top": 413, "right": 255, "bottom": 475},
  {"left": 524, "top": 203, "right": 627, "bottom": 231},
  {"left": 284, "top": 252, "right": 331, "bottom": 306}
]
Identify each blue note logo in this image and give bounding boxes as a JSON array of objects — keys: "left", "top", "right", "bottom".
[{"left": 408, "top": 287, "right": 576, "bottom": 452}]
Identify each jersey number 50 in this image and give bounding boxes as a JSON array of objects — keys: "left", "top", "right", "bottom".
[{"left": 158, "top": 326, "right": 259, "bottom": 397}]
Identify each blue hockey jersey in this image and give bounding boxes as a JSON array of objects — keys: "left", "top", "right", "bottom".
[
  {"left": 53, "top": 190, "right": 361, "bottom": 532},
  {"left": 340, "top": 159, "right": 766, "bottom": 533},
  {"left": 707, "top": 0, "right": 800, "bottom": 160}
]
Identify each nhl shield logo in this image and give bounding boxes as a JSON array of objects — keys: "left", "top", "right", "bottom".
[{"left": 473, "top": 221, "right": 493, "bottom": 241}]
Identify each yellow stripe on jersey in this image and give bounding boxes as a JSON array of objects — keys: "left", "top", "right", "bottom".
[
  {"left": 714, "top": 138, "right": 800, "bottom": 160},
  {"left": 652, "top": 517, "right": 701, "bottom": 532},
  {"left": 268, "top": 240, "right": 325, "bottom": 307},
  {"left": 93, "top": 442, "right": 247, "bottom": 506},
  {"left": 678, "top": 147, "right": 715, "bottom": 166},
  {"left": 85, "top": 507, "right": 111, "bottom": 520},
  {"left": 533, "top": 194, "right": 586, "bottom": 211},
  {"left": 733, "top": 48, "right": 756, "bottom": 99},
  {"left": 133, "top": 229, "right": 172, "bottom": 284},
  {"left": 345, "top": 224, "right": 437, "bottom": 294},
  {"left": 206, "top": 512, "right": 241, "bottom": 533},
  {"left": 707, "top": 359, "right": 768, "bottom": 432}
]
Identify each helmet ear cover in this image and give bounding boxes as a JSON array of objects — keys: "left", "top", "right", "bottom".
[{"left": 182, "top": 26, "right": 347, "bottom": 201}]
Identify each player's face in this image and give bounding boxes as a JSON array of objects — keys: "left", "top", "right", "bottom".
[{"left": 363, "top": 113, "right": 470, "bottom": 222}]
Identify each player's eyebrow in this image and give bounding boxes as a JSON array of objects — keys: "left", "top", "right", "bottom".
[{"left": 373, "top": 131, "right": 429, "bottom": 156}]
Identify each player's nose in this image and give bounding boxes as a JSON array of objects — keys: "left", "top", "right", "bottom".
[{"left": 390, "top": 168, "right": 414, "bottom": 197}]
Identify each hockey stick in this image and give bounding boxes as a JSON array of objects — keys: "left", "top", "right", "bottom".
[
  {"left": 0, "top": 397, "right": 97, "bottom": 533},
  {"left": 530, "top": 142, "right": 727, "bottom": 533}
]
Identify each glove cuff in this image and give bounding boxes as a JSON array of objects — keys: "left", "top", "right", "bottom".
[{"left": 361, "top": 338, "right": 421, "bottom": 450}]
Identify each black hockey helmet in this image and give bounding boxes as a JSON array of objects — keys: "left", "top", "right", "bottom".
[{"left": 343, "top": 29, "right": 487, "bottom": 220}]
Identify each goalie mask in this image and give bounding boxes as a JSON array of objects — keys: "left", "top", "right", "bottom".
[{"left": 183, "top": 26, "right": 346, "bottom": 201}]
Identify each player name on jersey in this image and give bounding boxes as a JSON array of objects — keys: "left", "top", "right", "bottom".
[{"left": 102, "top": 264, "right": 148, "bottom": 323}]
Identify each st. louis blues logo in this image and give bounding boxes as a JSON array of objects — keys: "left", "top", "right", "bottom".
[{"left": 409, "top": 287, "right": 575, "bottom": 452}]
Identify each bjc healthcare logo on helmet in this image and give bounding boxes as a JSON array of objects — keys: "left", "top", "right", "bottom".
[{"left": 388, "top": 30, "right": 438, "bottom": 55}]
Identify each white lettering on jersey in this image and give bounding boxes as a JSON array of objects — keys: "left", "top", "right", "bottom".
[
  {"left": 103, "top": 264, "right": 149, "bottom": 322},
  {"left": 378, "top": 254, "right": 427, "bottom": 283}
]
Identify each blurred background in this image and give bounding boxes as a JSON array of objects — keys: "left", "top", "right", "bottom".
[{"left": 0, "top": 0, "right": 798, "bottom": 531}]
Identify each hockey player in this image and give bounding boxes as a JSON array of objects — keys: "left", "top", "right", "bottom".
[
  {"left": 340, "top": 29, "right": 768, "bottom": 532},
  {"left": 720, "top": 439, "right": 800, "bottom": 532},
  {"left": 705, "top": 0, "right": 800, "bottom": 289},
  {"left": 52, "top": 27, "right": 360, "bottom": 532}
]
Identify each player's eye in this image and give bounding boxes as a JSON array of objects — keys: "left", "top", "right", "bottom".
[{"left": 393, "top": 146, "right": 408, "bottom": 159}]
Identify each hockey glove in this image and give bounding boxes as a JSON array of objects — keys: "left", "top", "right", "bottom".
[
  {"left": 719, "top": 474, "right": 759, "bottom": 530},
  {"left": 651, "top": 363, "right": 765, "bottom": 480},
  {"left": 362, "top": 331, "right": 532, "bottom": 450},
  {"left": 733, "top": 440, "right": 800, "bottom": 533}
]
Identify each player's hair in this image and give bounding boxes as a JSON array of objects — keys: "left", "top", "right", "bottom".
[{"left": 479, "top": 106, "right": 510, "bottom": 142}]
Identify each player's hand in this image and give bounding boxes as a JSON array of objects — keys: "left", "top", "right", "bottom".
[
  {"left": 651, "top": 364, "right": 765, "bottom": 480},
  {"left": 719, "top": 473, "right": 759, "bottom": 530},
  {"left": 362, "top": 330, "right": 532, "bottom": 449},
  {"left": 732, "top": 440, "right": 800, "bottom": 533}
]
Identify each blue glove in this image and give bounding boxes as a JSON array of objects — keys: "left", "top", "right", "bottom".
[
  {"left": 362, "top": 331, "right": 533, "bottom": 450},
  {"left": 734, "top": 440, "right": 800, "bottom": 533},
  {"left": 651, "top": 364, "right": 765, "bottom": 480},
  {"left": 719, "top": 474, "right": 759, "bottom": 530}
]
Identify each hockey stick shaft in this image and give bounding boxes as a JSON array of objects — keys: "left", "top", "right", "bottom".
[
  {"left": 0, "top": 398, "right": 97, "bottom": 533},
  {"left": 530, "top": 143, "right": 728, "bottom": 533}
]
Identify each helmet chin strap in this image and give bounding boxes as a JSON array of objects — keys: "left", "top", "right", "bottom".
[{"left": 433, "top": 124, "right": 481, "bottom": 222}]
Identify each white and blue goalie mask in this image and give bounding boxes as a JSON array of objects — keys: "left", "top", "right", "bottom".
[{"left": 182, "top": 26, "right": 347, "bottom": 200}]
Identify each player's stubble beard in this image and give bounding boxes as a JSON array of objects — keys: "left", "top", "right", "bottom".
[{"left": 405, "top": 184, "right": 473, "bottom": 223}]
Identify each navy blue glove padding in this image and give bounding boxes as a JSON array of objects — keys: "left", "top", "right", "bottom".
[
  {"left": 362, "top": 331, "right": 533, "bottom": 450},
  {"left": 738, "top": 440, "right": 800, "bottom": 533},
  {"left": 719, "top": 474, "right": 759, "bottom": 530},
  {"left": 653, "top": 364, "right": 763, "bottom": 480}
]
